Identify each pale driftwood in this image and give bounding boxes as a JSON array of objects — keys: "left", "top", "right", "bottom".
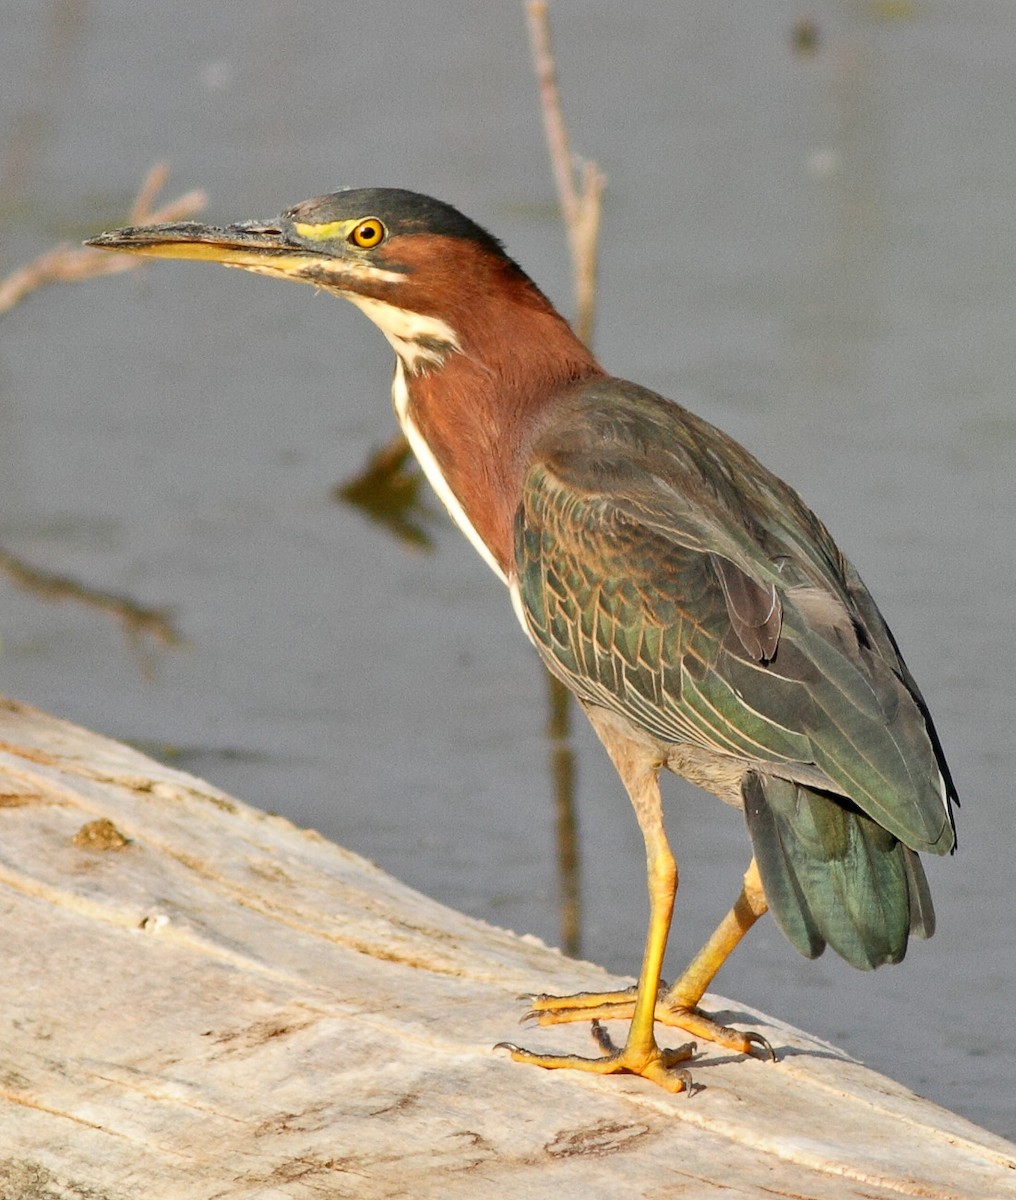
[{"left": 0, "top": 698, "right": 1012, "bottom": 1200}]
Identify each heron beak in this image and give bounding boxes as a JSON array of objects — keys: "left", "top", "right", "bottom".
[{"left": 86, "top": 219, "right": 333, "bottom": 275}]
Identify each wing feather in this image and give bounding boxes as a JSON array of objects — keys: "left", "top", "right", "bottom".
[{"left": 514, "top": 378, "right": 956, "bottom": 856}]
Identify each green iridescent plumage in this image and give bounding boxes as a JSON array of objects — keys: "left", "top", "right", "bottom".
[{"left": 516, "top": 378, "right": 954, "bottom": 968}]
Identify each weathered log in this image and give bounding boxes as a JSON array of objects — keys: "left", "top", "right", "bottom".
[{"left": 0, "top": 697, "right": 1013, "bottom": 1199}]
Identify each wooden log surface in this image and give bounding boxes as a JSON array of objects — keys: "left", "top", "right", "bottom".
[{"left": 0, "top": 696, "right": 1013, "bottom": 1200}]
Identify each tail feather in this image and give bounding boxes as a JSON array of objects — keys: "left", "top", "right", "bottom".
[
  {"left": 901, "top": 846, "right": 936, "bottom": 940},
  {"left": 742, "top": 771, "right": 932, "bottom": 970}
]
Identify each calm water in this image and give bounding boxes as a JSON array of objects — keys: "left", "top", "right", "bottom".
[{"left": 2, "top": 1, "right": 1014, "bottom": 1139}]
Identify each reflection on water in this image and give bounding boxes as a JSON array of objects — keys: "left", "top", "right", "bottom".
[
  {"left": 546, "top": 671, "right": 581, "bottom": 958},
  {"left": 336, "top": 433, "right": 438, "bottom": 553},
  {"left": 0, "top": 544, "right": 180, "bottom": 658}
]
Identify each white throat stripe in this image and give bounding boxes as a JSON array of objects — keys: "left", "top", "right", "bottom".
[
  {"left": 347, "top": 295, "right": 460, "bottom": 371},
  {"left": 390, "top": 360, "right": 506, "bottom": 583}
]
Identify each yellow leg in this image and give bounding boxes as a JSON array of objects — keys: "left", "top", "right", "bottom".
[
  {"left": 525, "top": 858, "right": 774, "bottom": 1061},
  {"left": 498, "top": 713, "right": 694, "bottom": 1092},
  {"left": 657, "top": 857, "right": 773, "bottom": 1058},
  {"left": 665, "top": 857, "right": 768, "bottom": 1008}
]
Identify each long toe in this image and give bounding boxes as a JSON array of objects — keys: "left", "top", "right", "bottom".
[
  {"left": 523, "top": 985, "right": 643, "bottom": 1026},
  {"left": 658, "top": 1004, "right": 775, "bottom": 1060},
  {"left": 495, "top": 1027, "right": 694, "bottom": 1094},
  {"left": 525, "top": 992, "right": 772, "bottom": 1059}
]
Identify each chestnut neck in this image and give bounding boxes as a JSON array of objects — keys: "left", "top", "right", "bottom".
[{"left": 396, "top": 253, "right": 603, "bottom": 576}]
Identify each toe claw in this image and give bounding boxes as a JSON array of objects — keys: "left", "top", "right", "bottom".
[
  {"left": 745, "top": 1030, "right": 777, "bottom": 1062},
  {"left": 590, "top": 1018, "right": 616, "bottom": 1054},
  {"left": 674, "top": 1068, "right": 694, "bottom": 1094}
]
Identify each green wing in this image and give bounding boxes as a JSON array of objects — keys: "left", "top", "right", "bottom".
[{"left": 514, "top": 379, "right": 955, "bottom": 858}]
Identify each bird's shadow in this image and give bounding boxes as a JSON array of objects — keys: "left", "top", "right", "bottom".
[{"left": 690, "top": 1007, "right": 857, "bottom": 1068}]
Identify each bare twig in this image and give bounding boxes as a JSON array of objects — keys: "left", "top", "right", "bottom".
[
  {"left": 525, "top": 0, "right": 607, "bottom": 346},
  {"left": 526, "top": 1, "right": 581, "bottom": 233},
  {"left": 0, "top": 164, "right": 206, "bottom": 315}
]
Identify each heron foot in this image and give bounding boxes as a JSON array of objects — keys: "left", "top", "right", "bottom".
[
  {"left": 523, "top": 986, "right": 775, "bottom": 1061},
  {"left": 496, "top": 1019, "right": 695, "bottom": 1093}
]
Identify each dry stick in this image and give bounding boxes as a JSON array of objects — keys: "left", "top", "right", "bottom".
[
  {"left": 525, "top": 0, "right": 608, "bottom": 959},
  {"left": 525, "top": 0, "right": 607, "bottom": 347},
  {"left": 0, "top": 164, "right": 206, "bottom": 315},
  {"left": 526, "top": 1, "right": 581, "bottom": 233}
]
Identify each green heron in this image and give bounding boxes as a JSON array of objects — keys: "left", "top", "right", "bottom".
[{"left": 88, "top": 189, "right": 956, "bottom": 1093}]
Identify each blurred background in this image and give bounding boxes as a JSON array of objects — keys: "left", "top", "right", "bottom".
[{"left": 2, "top": 1, "right": 1013, "bottom": 1139}]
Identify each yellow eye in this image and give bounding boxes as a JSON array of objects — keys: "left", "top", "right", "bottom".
[{"left": 350, "top": 218, "right": 385, "bottom": 248}]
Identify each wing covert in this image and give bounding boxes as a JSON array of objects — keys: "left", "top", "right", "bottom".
[{"left": 513, "top": 378, "right": 955, "bottom": 856}]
